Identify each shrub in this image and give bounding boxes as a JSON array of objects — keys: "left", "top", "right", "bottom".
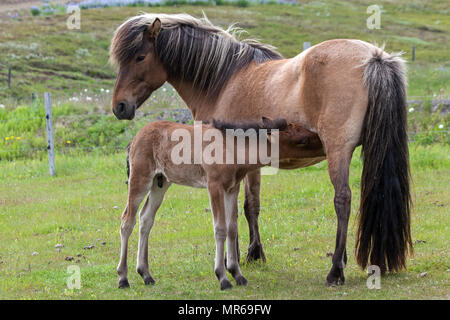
[
  {"left": 30, "top": 6, "right": 41, "bottom": 16},
  {"left": 236, "top": 0, "right": 249, "bottom": 7}
]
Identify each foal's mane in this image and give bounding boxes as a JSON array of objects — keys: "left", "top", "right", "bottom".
[
  {"left": 110, "top": 13, "right": 283, "bottom": 99},
  {"left": 212, "top": 118, "right": 288, "bottom": 133}
]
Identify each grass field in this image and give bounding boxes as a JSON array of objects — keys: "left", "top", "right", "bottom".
[{"left": 0, "top": 145, "right": 448, "bottom": 299}]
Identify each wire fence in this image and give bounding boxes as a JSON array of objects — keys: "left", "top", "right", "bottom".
[
  {"left": 0, "top": 92, "right": 448, "bottom": 168},
  {"left": 1, "top": 121, "right": 448, "bottom": 155}
]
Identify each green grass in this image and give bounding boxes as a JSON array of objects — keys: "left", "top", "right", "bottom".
[
  {"left": 0, "top": 1, "right": 449, "bottom": 101},
  {"left": 0, "top": 145, "right": 448, "bottom": 299}
]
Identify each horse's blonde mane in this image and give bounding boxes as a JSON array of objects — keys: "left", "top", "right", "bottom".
[{"left": 110, "top": 12, "right": 283, "bottom": 98}]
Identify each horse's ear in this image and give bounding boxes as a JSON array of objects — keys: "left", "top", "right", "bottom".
[{"left": 148, "top": 18, "right": 161, "bottom": 39}]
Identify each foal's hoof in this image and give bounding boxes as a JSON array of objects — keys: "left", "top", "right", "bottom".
[
  {"left": 138, "top": 268, "right": 155, "bottom": 286},
  {"left": 235, "top": 275, "right": 248, "bottom": 286},
  {"left": 118, "top": 279, "right": 130, "bottom": 289},
  {"left": 220, "top": 279, "right": 233, "bottom": 291},
  {"left": 143, "top": 276, "right": 155, "bottom": 286}
]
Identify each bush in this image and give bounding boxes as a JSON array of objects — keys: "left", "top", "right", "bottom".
[
  {"left": 236, "top": 0, "right": 250, "bottom": 7},
  {"left": 30, "top": 6, "right": 41, "bottom": 16}
]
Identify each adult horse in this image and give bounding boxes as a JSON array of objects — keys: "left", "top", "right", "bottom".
[{"left": 109, "top": 13, "right": 412, "bottom": 285}]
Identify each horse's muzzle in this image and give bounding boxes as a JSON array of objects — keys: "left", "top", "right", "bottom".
[{"left": 113, "top": 101, "right": 135, "bottom": 120}]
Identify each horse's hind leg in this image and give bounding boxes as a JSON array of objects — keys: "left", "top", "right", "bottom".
[
  {"left": 117, "top": 173, "right": 151, "bottom": 288},
  {"left": 243, "top": 169, "right": 266, "bottom": 262},
  {"left": 325, "top": 147, "right": 354, "bottom": 286},
  {"left": 136, "top": 175, "right": 170, "bottom": 285}
]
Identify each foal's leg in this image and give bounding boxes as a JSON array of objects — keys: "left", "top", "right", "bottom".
[
  {"left": 225, "top": 185, "right": 247, "bottom": 286},
  {"left": 117, "top": 175, "right": 151, "bottom": 288},
  {"left": 325, "top": 147, "right": 353, "bottom": 286},
  {"left": 136, "top": 176, "right": 170, "bottom": 285},
  {"left": 208, "top": 182, "right": 232, "bottom": 290},
  {"left": 243, "top": 169, "right": 266, "bottom": 262}
]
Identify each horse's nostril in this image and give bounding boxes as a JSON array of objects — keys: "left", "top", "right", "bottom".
[{"left": 117, "top": 102, "right": 126, "bottom": 115}]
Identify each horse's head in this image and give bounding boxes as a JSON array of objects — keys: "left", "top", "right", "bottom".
[{"left": 110, "top": 18, "right": 167, "bottom": 120}]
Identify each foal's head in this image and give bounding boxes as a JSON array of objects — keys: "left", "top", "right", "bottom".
[
  {"left": 277, "top": 120, "right": 322, "bottom": 148},
  {"left": 213, "top": 117, "right": 322, "bottom": 158}
]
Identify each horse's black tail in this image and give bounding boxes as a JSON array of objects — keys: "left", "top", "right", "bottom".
[{"left": 356, "top": 49, "right": 413, "bottom": 273}]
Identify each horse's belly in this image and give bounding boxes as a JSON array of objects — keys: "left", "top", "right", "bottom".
[
  {"left": 160, "top": 164, "right": 207, "bottom": 188},
  {"left": 278, "top": 156, "right": 326, "bottom": 169}
]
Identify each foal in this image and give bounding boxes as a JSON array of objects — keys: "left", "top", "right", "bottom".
[{"left": 117, "top": 117, "right": 323, "bottom": 290}]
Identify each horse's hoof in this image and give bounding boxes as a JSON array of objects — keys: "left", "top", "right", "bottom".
[
  {"left": 118, "top": 279, "right": 130, "bottom": 289},
  {"left": 325, "top": 275, "right": 345, "bottom": 286},
  {"left": 143, "top": 276, "right": 155, "bottom": 286},
  {"left": 220, "top": 279, "right": 233, "bottom": 291},
  {"left": 246, "top": 243, "right": 266, "bottom": 263},
  {"left": 235, "top": 275, "right": 248, "bottom": 286}
]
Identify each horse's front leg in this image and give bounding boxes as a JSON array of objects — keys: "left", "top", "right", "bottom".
[
  {"left": 325, "top": 148, "right": 353, "bottom": 286},
  {"left": 208, "top": 182, "right": 233, "bottom": 290},
  {"left": 225, "top": 185, "right": 247, "bottom": 286},
  {"left": 243, "top": 169, "right": 266, "bottom": 262}
]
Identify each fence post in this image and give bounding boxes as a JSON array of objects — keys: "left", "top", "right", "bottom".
[
  {"left": 7, "top": 67, "right": 11, "bottom": 88},
  {"left": 412, "top": 46, "right": 416, "bottom": 61},
  {"left": 44, "top": 92, "right": 56, "bottom": 176}
]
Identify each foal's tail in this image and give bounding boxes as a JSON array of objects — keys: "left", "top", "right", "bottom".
[{"left": 356, "top": 50, "right": 412, "bottom": 273}]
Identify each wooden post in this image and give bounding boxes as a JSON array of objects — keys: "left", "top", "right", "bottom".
[
  {"left": 7, "top": 67, "right": 11, "bottom": 88},
  {"left": 412, "top": 46, "right": 416, "bottom": 61},
  {"left": 303, "top": 41, "right": 311, "bottom": 51},
  {"left": 31, "top": 92, "right": 35, "bottom": 103},
  {"left": 44, "top": 92, "right": 56, "bottom": 176}
]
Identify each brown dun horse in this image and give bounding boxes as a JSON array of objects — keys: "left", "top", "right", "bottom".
[{"left": 110, "top": 13, "right": 412, "bottom": 286}]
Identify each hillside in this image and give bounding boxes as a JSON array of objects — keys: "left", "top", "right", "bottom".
[{"left": 0, "top": 1, "right": 449, "bottom": 102}]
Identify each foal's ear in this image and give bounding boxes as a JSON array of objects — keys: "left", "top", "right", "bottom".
[
  {"left": 261, "top": 116, "right": 272, "bottom": 127},
  {"left": 148, "top": 18, "right": 162, "bottom": 39}
]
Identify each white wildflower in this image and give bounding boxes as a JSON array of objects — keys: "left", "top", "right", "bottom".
[
  {"left": 438, "top": 124, "right": 444, "bottom": 129},
  {"left": 100, "top": 88, "right": 104, "bottom": 92},
  {"left": 408, "top": 107, "right": 414, "bottom": 113},
  {"left": 86, "top": 96, "right": 92, "bottom": 101},
  {"left": 106, "top": 89, "right": 110, "bottom": 93},
  {"left": 0, "top": 104, "right": 5, "bottom": 109},
  {"left": 84, "top": 88, "right": 88, "bottom": 92}
]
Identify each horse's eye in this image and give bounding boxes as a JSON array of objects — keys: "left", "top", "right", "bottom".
[
  {"left": 297, "top": 137, "right": 309, "bottom": 145},
  {"left": 136, "top": 55, "right": 146, "bottom": 63}
]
